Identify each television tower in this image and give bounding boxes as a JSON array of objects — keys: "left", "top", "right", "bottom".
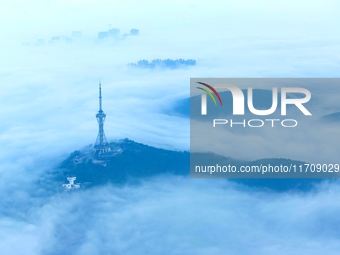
[{"left": 94, "top": 81, "right": 111, "bottom": 156}]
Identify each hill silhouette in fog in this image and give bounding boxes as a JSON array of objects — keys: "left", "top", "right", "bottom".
[{"left": 52, "top": 139, "right": 326, "bottom": 192}]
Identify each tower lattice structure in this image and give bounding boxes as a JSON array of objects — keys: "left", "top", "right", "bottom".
[{"left": 93, "top": 82, "right": 111, "bottom": 156}]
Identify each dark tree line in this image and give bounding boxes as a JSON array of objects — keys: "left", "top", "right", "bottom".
[{"left": 128, "top": 59, "right": 196, "bottom": 69}]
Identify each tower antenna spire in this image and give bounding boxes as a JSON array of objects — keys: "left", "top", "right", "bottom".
[
  {"left": 99, "top": 80, "right": 102, "bottom": 112},
  {"left": 93, "top": 81, "right": 111, "bottom": 157}
]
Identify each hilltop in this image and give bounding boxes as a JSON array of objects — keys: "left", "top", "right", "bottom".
[{"left": 51, "top": 139, "right": 326, "bottom": 191}]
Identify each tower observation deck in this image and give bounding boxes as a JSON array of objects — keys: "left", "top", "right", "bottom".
[{"left": 93, "top": 82, "right": 111, "bottom": 157}]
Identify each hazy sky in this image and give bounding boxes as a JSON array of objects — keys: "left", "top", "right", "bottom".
[
  {"left": 1, "top": 0, "right": 340, "bottom": 40},
  {"left": 1, "top": 0, "right": 340, "bottom": 254}
]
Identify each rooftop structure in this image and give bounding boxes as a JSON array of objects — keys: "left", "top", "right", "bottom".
[{"left": 62, "top": 177, "right": 80, "bottom": 190}]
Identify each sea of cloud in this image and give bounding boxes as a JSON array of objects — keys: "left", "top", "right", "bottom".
[
  {"left": 1, "top": 0, "right": 340, "bottom": 254},
  {"left": 2, "top": 177, "right": 340, "bottom": 255}
]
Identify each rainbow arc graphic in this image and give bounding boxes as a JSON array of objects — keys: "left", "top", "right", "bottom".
[{"left": 196, "top": 82, "right": 223, "bottom": 115}]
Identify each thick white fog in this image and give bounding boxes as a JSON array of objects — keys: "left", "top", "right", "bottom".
[
  {"left": 1, "top": 0, "right": 340, "bottom": 254},
  {"left": 2, "top": 177, "right": 340, "bottom": 255}
]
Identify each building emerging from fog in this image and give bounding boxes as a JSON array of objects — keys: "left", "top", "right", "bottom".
[
  {"left": 62, "top": 177, "right": 80, "bottom": 190},
  {"left": 93, "top": 82, "right": 112, "bottom": 158},
  {"left": 130, "top": 29, "right": 139, "bottom": 35},
  {"left": 97, "top": 27, "right": 139, "bottom": 40}
]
